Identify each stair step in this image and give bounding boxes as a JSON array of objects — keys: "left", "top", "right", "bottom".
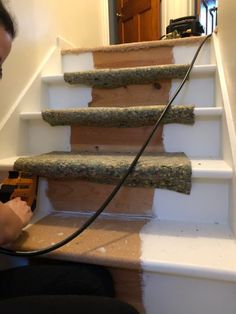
[
  {"left": 1, "top": 157, "right": 232, "bottom": 179},
  {"left": 63, "top": 64, "right": 189, "bottom": 88},
  {"left": 20, "top": 107, "right": 223, "bottom": 121},
  {"left": 13, "top": 212, "right": 147, "bottom": 269},
  {"left": 141, "top": 219, "right": 236, "bottom": 282},
  {"left": 42, "top": 65, "right": 216, "bottom": 86},
  {"left": 12, "top": 212, "right": 236, "bottom": 282},
  {"left": 13, "top": 152, "right": 192, "bottom": 194},
  {"left": 42, "top": 64, "right": 216, "bottom": 109},
  {"left": 61, "top": 36, "right": 211, "bottom": 71},
  {"left": 62, "top": 36, "right": 207, "bottom": 55},
  {"left": 41, "top": 105, "right": 194, "bottom": 127}
]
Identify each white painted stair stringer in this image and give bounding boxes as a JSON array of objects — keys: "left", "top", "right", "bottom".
[{"left": 213, "top": 33, "right": 236, "bottom": 235}]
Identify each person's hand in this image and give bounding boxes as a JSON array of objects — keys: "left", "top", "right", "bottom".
[{"left": 5, "top": 197, "right": 33, "bottom": 227}]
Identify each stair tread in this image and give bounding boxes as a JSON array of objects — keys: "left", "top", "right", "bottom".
[
  {"left": 13, "top": 212, "right": 147, "bottom": 270},
  {"left": 41, "top": 64, "right": 217, "bottom": 85},
  {"left": 41, "top": 105, "right": 194, "bottom": 127},
  {"left": 141, "top": 219, "right": 236, "bottom": 282},
  {"left": 0, "top": 156, "right": 232, "bottom": 178},
  {"left": 20, "top": 107, "right": 223, "bottom": 121},
  {"left": 11, "top": 212, "right": 236, "bottom": 282},
  {"left": 13, "top": 152, "right": 192, "bottom": 194},
  {"left": 61, "top": 36, "right": 207, "bottom": 55},
  {"left": 64, "top": 64, "right": 189, "bottom": 88}
]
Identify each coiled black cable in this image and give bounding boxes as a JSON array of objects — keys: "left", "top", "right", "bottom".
[{"left": 0, "top": 34, "right": 212, "bottom": 257}]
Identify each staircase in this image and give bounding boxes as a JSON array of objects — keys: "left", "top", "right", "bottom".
[{"left": 1, "top": 35, "right": 236, "bottom": 314}]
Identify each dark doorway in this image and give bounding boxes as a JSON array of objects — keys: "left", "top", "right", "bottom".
[{"left": 196, "top": 0, "right": 218, "bottom": 34}]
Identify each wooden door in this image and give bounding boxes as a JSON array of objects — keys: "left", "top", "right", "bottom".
[{"left": 117, "top": 0, "right": 161, "bottom": 44}]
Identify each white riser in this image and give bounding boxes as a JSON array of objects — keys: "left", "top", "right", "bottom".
[
  {"left": 164, "top": 118, "right": 221, "bottom": 158},
  {"left": 28, "top": 120, "right": 71, "bottom": 154},
  {"left": 143, "top": 272, "right": 236, "bottom": 314},
  {"left": 171, "top": 76, "right": 215, "bottom": 107},
  {"left": 46, "top": 83, "right": 92, "bottom": 109},
  {"left": 153, "top": 178, "right": 229, "bottom": 224},
  {"left": 173, "top": 41, "right": 213, "bottom": 65},
  {"left": 61, "top": 42, "right": 212, "bottom": 73},
  {"left": 62, "top": 52, "right": 94, "bottom": 72}
]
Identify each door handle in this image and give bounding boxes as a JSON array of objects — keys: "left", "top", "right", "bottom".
[{"left": 116, "top": 12, "right": 124, "bottom": 18}]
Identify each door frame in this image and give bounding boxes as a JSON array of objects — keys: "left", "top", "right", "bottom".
[
  {"left": 101, "top": 0, "right": 110, "bottom": 45},
  {"left": 105, "top": 0, "right": 196, "bottom": 45}
]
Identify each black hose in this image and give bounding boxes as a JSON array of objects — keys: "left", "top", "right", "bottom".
[{"left": 0, "top": 34, "right": 212, "bottom": 257}]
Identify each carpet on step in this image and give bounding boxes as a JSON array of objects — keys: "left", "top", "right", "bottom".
[
  {"left": 14, "top": 152, "right": 191, "bottom": 194},
  {"left": 64, "top": 64, "right": 189, "bottom": 88},
  {"left": 42, "top": 105, "right": 194, "bottom": 127}
]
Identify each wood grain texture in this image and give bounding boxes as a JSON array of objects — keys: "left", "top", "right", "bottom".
[
  {"left": 109, "top": 267, "right": 145, "bottom": 313},
  {"left": 12, "top": 212, "right": 147, "bottom": 270},
  {"left": 93, "top": 46, "right": 173, "bottom": 69},
  {"left": 47, "top": 179, "right": 154, "bottom": 216},
  {"left": 71, "top": 125, "right": 164, "bottom": 154},
  {"left": 90, "top": 80, "right": 171, "bottom": 107}
]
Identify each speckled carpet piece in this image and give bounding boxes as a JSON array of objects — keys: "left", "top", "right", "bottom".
[
  {"left": 42, "top": 105, "right": 195, "bottom": 127},
  {"left": 62, "top": 36, "right": 206, "bottom": 54},
  {"left": 64, "top": 64, "right": 189, "bottom": 88},
  {"left": 14, "top": 152, "right": 191, "bottom": 194}
]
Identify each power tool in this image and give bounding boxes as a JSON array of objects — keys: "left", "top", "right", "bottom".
[{"left": 0, "top": 171, "right": 38, "bottom": 210}]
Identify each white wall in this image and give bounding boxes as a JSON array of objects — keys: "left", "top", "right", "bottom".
[
  {"left": 217, "top": 1, "right": 236, "bottom": 127},
  {"left": 0, "top": 0, "right": 107, "bottom": 124}
]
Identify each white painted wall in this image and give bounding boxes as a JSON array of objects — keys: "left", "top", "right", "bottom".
[
  {"left": 217, "top": 1, "right": 236, "bottom": 127},
  {"left": 217, "top": 1, "right": 236, "bottom": 233},
  {"left": 0, "top": 0, "right": 107, "bottom": 125}
]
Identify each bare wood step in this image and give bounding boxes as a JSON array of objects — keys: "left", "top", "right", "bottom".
[{"left": 12, "top": 212, "right": 147, "bottom": 313}]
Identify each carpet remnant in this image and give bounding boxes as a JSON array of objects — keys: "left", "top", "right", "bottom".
[
  {"left": 42, "top": 105, "right": 194, "bottom": 127},
  {"left": 64, "top": 64, "right": 189, "bottom": 88},
  {"left": 14, "top": 152, "right": 192, "bottom": 194}
]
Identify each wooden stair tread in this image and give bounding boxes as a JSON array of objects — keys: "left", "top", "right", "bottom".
[{"left": 14, "top": 212, "right": 147, "bottom": 270}]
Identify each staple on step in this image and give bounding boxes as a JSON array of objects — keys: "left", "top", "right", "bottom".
[
  {"left": 14, "top": 152, "right": 192, "bottom": 194},
  {"left": 64, "top": 64, "right": 189, "bottom": 88},
  {"left": 41, "top": 105, "right": 195, "bottom": 127}
]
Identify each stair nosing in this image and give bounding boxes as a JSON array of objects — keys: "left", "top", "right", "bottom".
[
  {"left": 0, "top": 156, "right": 232, "bottom": 180},
  {"left": 141, "top": 219, "right": 236, "bottom": 282},
  {"left": 20, "top": 107, "right": 223, "bottom": 120},
  {"left": 61, "top": 36, "right": 208, "bottom": 55},
  {"left": 41, "top": 64, "right": 216, "bottom": 85}
]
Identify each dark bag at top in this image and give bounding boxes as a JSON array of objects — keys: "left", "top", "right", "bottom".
[{"left": 166, "top": 16, "right": 204, "bottom": 37}]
